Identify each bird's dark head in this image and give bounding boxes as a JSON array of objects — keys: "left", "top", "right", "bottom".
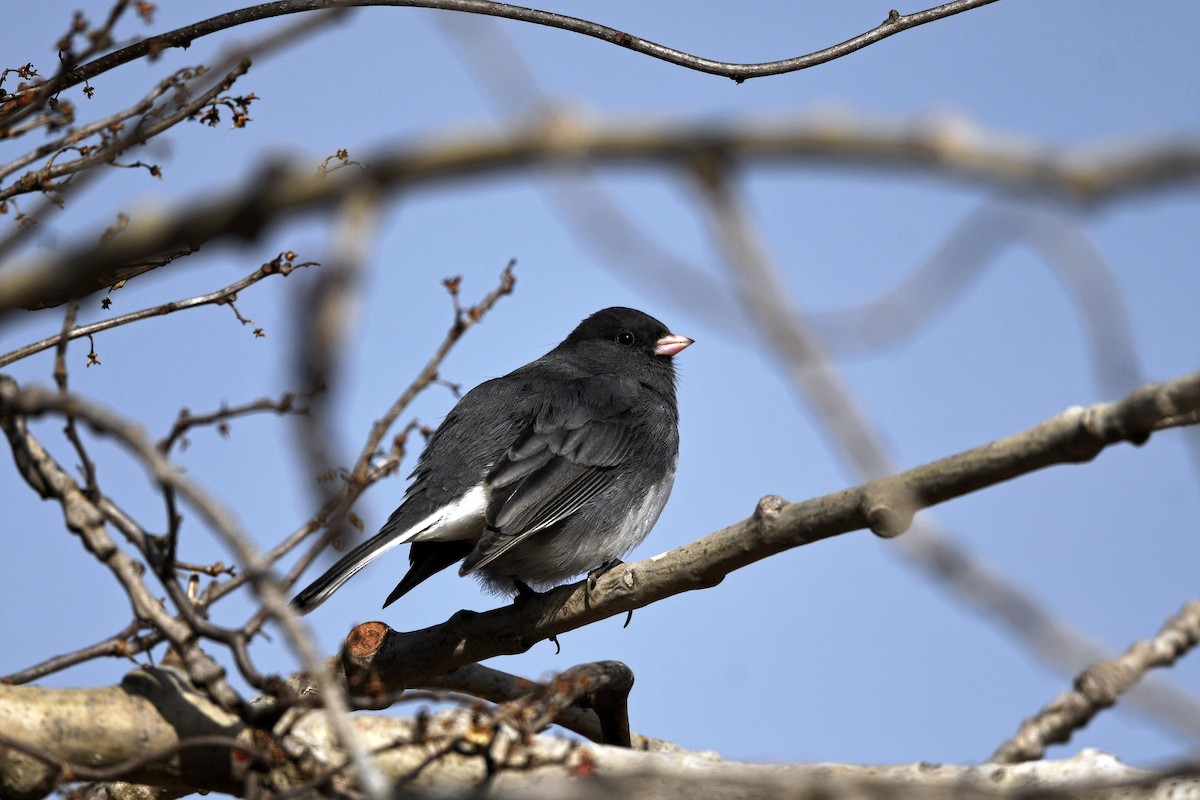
[{"left": 561, "top": 307, "right": 692, "bottom": 364}]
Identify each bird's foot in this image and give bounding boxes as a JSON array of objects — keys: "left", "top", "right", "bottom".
[
  {"left": 586, "top": 559, "right": 622, "bottom": 597},
  {"left": 512, "top": 578, "right": 540, "bottom": 603}
]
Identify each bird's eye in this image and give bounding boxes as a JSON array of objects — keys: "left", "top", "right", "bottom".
[{"left": 615, "top": 330, "right": 636, "bottom": 346}]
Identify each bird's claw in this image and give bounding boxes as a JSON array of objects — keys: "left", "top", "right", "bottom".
[
  {"left": 512, "top": 578, "right": 539, "bottom": 602},
  {"left": 586, "top": 559, "right": 622, "bottom": 597}
]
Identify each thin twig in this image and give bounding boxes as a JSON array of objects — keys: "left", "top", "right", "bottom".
[
  {"left": 292, "top": 188, "right": 382, "bottom": 573},
  {"left": 158, "top": 392, "right": 312, "bottom": 454},
  {"left": 0, "top": 256, "right": 316, "bottom": 368},
  {"left": 0, "top": 66, "right": 202, "bottom": 187},
  {"left": 289, "top": 261, "right": 517, "bottom": 585},
  {"left": 10, "top": 0, "right": 1000, "bottom": 103},
  {"left": 0, "top": 7, "right": 344, "bottom": 266},
  {"left": 0, "top": 620, "right": 151, "bottom": 686},
  {"left": 0, "top": 59, "right": 252, "bottom": 264}
]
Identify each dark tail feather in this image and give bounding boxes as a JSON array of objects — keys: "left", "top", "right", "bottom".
[
  {"left": 292, "top": 527, "right": 413, "bottom": 613},
  {"left": 383, "top": 541, "right": 473, "bottom": 608}
]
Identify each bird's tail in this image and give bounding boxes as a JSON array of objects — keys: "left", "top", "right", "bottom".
[
  {"left": 292, "top": 486, "right": 488, "bottom": 612},
  {"left": 291, "top": 525, "right": 415, "bottom": 613}
]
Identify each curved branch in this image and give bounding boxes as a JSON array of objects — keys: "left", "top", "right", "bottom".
[{"left": 14, "top": 0, "right": 1000, "bottom": 101}]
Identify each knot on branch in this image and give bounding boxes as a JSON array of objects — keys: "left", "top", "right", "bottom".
[
  {"left": 753, "top": 494, "right": 786, "bottom": 524},
  {"left": 342, "top": 620, "right": 391, "bottom": 698},
  {"left": 861, "top": 484, "right": 913, "bottom": 538}
]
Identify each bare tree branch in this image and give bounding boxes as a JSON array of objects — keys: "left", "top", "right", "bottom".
[
  {"left": 0, "top": 665, "right": 250, "bottom": 799},
  {"left": 689, "top": 167, "right": 1200, "bottom": 741},
  {"left": 290, "top": 189, "right": 382, "bottom": 579},
  {"left": 0, "top": 376, "right": 386, "bottom": 798},
  {"left": 0, "top": 254, "right": 315, "bottom": 369},
  {"left": 332, "top": 371, "right": 1200, "bottom": 691},
  {"left": 6, "top": 0, "right": 1000, "bottom": 108},
  {"left": 993, "top": 599, "right": 1200, "bottom": 764},
  {"left": 5, "top": 666, "right": 1198, "bottom": 799},
  {"left": 0, "top": 620, "right": 151, "bottom": 686}
]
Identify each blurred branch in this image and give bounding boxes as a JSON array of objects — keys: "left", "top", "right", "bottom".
[
  {"left": 993, "top": 599, "right": 1200, "bottom": 764},
  {"left": 693, "top": 169, "right": 1200, "bottom": 741},
  {"left": 809, "top": 201, "right": 1143, "bottom": 393},
  {"left": 284, "top": 261, "right": 518, "bottom": 593},
  {"left": 434, "top": 25, "right": 1200, "bottom": 741},
  {"left": 335, "top": 371, "right": 1200, "bottom": 690},
  {"left": 291, "top": 188, "right": 381, "bottom": 549},
  {"left": 805, "top": 197, "right": 1200, "bottom": 491},
  {"left": 4, "top": 114, "right": 1196, "bottom": 314},
  {"left": 437, "top": 9, "right": 739, "bottom": 332},
  {"left": 8, "top": 0, "right": 999, "bottom": 108}
]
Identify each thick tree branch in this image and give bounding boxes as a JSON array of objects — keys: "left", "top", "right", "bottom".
[
  {"left": 3, "top": 115, "right": 1196, "bottom": 314},
  {"left": 0, "top": 666, "right": 250, "bottom": 800},
  {"left": 1, "top": 674, "right": 1196, "bottom": 800},
  {"left": 335, "top": 371, "right": 1200, "bottom": 690}
]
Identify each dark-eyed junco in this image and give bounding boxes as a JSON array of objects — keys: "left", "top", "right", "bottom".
[{"left": 292, "top": 307, "right": 692, "bottom": 612}]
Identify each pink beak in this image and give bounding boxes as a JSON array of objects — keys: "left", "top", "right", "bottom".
[{"left": 654, "top": 333, "right": 694, "bottom": 357}]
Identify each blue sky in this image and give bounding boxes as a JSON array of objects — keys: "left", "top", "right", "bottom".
[{"left": 2, "top": 0, "right": 1199, "bottom": 770}]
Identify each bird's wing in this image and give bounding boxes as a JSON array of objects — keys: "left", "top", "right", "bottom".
[{"left": 459, "top": 374, "right": 642, "bottom": 576}]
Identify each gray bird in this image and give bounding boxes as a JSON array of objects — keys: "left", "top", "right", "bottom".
[{"left": 292, "top": 307, "right": 692, "bottom": 612}]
